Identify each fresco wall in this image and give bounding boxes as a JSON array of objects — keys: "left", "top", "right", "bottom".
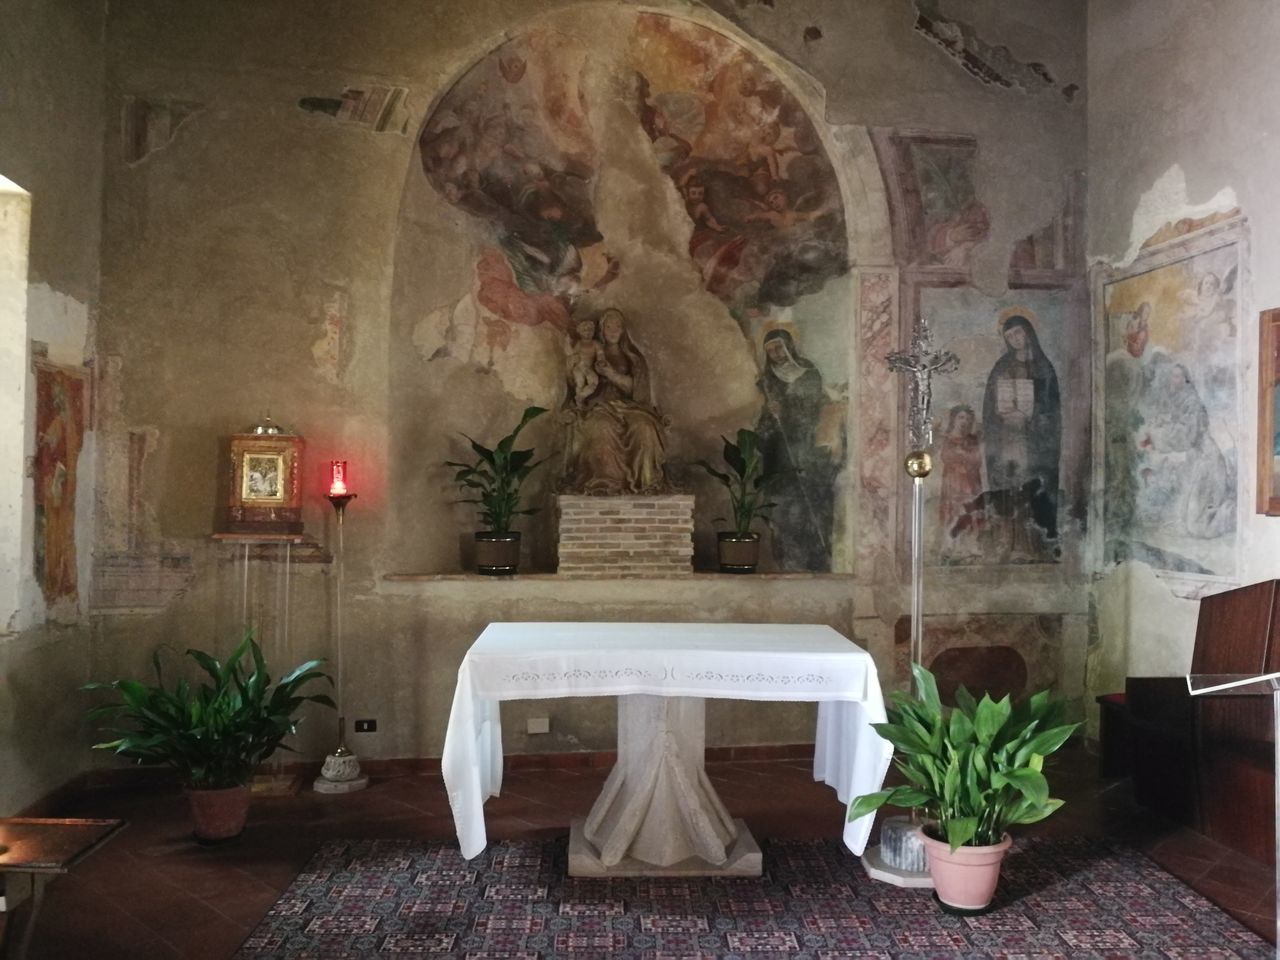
[
  {"left": 1098, "top": 221, "right": 1244, "bottom": 585},
  {"left": 80, "top": 0, "right": 1090, "bottom": 777},
  {"left": 1086, "top": 0, "right": 1280, "bottom": 735},
  {"left": 0, "top": 0, "right": 106, "bottom": 815},
  {"left": 400, "top": 10, "right": 854, "bottom": 573},
  {"left": 865, "top": 121, "right": 1088, "bottom": 700}
]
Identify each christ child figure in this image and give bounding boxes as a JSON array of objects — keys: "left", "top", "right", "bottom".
[{"left": 567, "top": 317, "right": 601, "bottom": 406}]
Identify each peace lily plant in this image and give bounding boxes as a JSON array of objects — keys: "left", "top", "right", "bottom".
[
  {"left": 695, "top": 428, "right": 784, "bottom": 572},
  {"left": 85, "top": 633, "right": 334, "bottom": 842},
  {"left": 849, "top": 663, "right": 1079, "bottom": 910},
  {"left": 446, "top": 405, "right": 548, "bottom": 575}
]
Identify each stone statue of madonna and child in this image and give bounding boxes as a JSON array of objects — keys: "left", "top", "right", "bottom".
[{"left": 560, "top": 307, "right": 669, "bottom": 495}]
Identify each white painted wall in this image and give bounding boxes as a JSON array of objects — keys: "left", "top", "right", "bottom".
[
  {"left": 0, "top": 175, "right": 31, "bottom": 634},
  {"left": 1087, "top": 0, "right": 1280, "bottom": 725}
]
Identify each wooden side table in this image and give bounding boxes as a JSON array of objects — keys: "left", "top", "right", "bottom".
[{"left": 0, "top": 818, "right": 126, "bottom": 960}]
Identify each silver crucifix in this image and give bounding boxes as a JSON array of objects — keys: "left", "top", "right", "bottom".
[{"left": 886, "top": 315, "right": 959, "bottom": 454}]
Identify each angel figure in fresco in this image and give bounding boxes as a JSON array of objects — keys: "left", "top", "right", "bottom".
[
  {"left": 747, "top": 121, "right": 804, "bottom": 183},
  {"left": 1181, "top": 267, "right": 1238, "bottom": 339},
  {"left": 940, "top": 405, "right": 983, "bottom": 530},
  {"left": 560, "top": 309, "right": 668, "bottom": 495},
  {"left": 745, "top": 188, "right": 836, "bottom": 231},
  {"left": 680, "top": 173, "right": 726, "bottom": 234},
  {"left": 938, "top": 405, "right": 986, "bottom": 563}
]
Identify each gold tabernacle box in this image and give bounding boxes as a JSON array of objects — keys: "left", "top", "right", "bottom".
[{"left": 225, "top": 432, "right": 305, "bottom": 534}]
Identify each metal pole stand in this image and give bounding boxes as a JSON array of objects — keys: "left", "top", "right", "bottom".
[
  {"left": 314, "top": 493, "right": 368, "bottom": 794},
  {"left": 861, "top": 456, "right": 934, "bottom": 888}
]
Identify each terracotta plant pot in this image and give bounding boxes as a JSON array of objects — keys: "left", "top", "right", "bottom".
[
  {"left": 475, "top": 531, "right": 520, "bottom": 576},
  {"left": 919, "top": 828, "right": 1012, "bottom": 913},
  {"left": 185, "top": 784, "right": 251, "bottom": 844},
  {"left": 717, "top": 532, "right": 760, "bottom": 573}
]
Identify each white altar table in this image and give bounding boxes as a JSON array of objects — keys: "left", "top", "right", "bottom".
[{"left": 442, "top": 622, "right": 893, "bottom": 869}]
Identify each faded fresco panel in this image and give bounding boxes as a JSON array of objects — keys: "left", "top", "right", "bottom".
[
  {"left": 894, "top": 613, "right": 1062, "bottom": 703},
  {"left": 1100, "top": 226, "right": 1243, "bottom": 581},
  {"left": 918, "top": 285, "right": 1068, "bottom": 566},
  {"left": 414, "top": 11, "right": 852, "bottom": 571},
  {"left": 855, "top": 270, "right": 896, "bottom": 577},
  {"left": 753, "top": 288, "right": 848, "bottom": 571},
  {"left": 33, "top": 363, "right": 87, "bottom": 605},
  {"left": 418, "top": 28, "right": 603, "bottom": 348},
  {"left": 628, "top": 14, "right": 848, "bottom": 324},
  {"left": 887, "top": 134, "right": 989, "bottom": 269}
]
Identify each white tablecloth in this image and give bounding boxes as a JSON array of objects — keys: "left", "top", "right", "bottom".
[{"left": 441, "top": 622, "right": 893, "bottom": 860}]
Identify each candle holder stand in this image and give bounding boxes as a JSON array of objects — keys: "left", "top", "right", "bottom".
[{"left": 314, "top": 489, "right": 368, "bottom": 794}]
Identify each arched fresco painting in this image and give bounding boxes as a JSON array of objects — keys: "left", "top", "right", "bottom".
[
  {"left": 626, "top": 15, "right": 848, "bottom": 321},
  {"left": 416, "top": 11, "right": 851, "bottom": 571}
]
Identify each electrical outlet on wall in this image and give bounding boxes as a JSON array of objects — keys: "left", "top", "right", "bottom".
[
  {"left": 526, "top": 716, "right": 550, "bottom": 735},
  {"left": 354, "top": 719, "right": 377, "bottom": 733}
]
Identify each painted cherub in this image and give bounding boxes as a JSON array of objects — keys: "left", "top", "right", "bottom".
[
  {"left": 745, "top": 187, "right": 834, "bottom": 229},
  {"left": 566, "top": 317, "right": 600, "bottom": 406},
  {"left": 679, "top": 171, "right": 725, "bottom": 233}
]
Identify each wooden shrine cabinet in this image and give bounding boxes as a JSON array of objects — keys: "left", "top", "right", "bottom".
[{"left": 1127, "top": 580, "right": 1279, "bottom": 865}]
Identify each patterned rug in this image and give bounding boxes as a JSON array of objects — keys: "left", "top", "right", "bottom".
[{"left": 235, "top": 835, "right": 1271, "bottom": 958}]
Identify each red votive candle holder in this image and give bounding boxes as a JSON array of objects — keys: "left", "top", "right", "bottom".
[{"left": 329, "top": 460, "right": 348, "bottom": 497}]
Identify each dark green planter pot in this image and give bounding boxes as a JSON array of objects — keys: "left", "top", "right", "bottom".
[
  {"left": 717, "top": 532, "right": 760, "bottom": 573},
  {"left": 475, "top": 531, "right": 520, "bottom": 576}
]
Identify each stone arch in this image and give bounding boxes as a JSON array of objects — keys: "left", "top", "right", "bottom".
[{"left": 387, "top": 5, "right": 891, "bottom": 573}]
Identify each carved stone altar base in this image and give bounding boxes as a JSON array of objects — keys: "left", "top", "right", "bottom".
[{"left": 568, "top": 695, "right": 762, "bottom": 877}]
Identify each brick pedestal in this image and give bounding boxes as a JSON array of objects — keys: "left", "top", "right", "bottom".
[{"left": 557, "top": 495, "right": 694, "bottom": 578}]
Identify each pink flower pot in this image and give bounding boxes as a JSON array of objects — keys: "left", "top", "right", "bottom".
[{"left": 919, "top": 828, "right": 1012, "bottom": 912}]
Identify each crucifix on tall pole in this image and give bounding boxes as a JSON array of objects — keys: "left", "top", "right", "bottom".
[
  {"left": 860, "top": 314, "right": 960, "bottom": 890},
  {"left": 855, "top": 320, "right": 957, "bottom": 890},
  {"left": 886, "top": 315, "right": 959, "bottom": 682}
]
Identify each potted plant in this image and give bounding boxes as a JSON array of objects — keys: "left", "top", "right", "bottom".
[
  {"left": 848, "top": 664, "right": 1079, "bottom": 913},
  {"left": 447, "top": 405, "right": 548, "bottom": 575},
  {"left": 696, "top": 428, "right": 782, "bottom": 573},
  {"left": 85, "top": 634, "right": 334, "bottom": 843}
]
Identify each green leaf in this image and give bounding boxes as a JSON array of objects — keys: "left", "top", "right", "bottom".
[
  {"left": 465, "top": 435, "right": 497, "bottom": 468},
  {"left": 994, "top": 767, "right": 1050, "bottom": 807},
  {"left": 1010, "top": 797, "right": 1064, "bottom": 824},
  {"left": 722, "top": 439, "right": 747, "bottom": 478},
  {"left": 948, "top": 707, "right": 974, "bottom": 745},
  {"left": 695, "top": 459, "right": 732, "bottom": 487},
  {"left": 910, "top": 663, "right": 942, "bottom": 718},
  {"left": 871, "top": 721, "right": 930, "bottom": 756},
  {"left": 846, "top": 785, "right": 933, "bottom": 822},
  {"left": 1014, "top": 723, "right": 1079, "bottom": 767},
  {"left": 973, "top": 694, "right": 1011, "bottom": 744},
  {"left": 944, "top": 817, "right": 978, "bottom": 851}
]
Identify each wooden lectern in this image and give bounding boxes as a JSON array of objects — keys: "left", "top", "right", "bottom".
[{"left": 1127, "top": 580, "right": 1279, "bottom": 865}]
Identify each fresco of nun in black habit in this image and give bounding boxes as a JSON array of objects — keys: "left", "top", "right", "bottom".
[
  {"left": 980, "top": 313, "right": 1061, "bottom": 562},
  {"left": 756, "top": 329, "right": 837, "bottom": 571}
]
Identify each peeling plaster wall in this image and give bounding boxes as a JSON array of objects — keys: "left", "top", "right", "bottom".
[
  {"left": 1087, "top": 0, "right": 1280, "bottom": 728},
  {"left": 0, "top": 0, "right": 106, "bottom": 812},
  {"left": 94, "top": 0, "right": 1087, "bottom": 770}
]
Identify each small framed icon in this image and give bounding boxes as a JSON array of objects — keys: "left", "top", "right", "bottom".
[{"left": 226, "top": 433, "right": 304, "bottom": 532}]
